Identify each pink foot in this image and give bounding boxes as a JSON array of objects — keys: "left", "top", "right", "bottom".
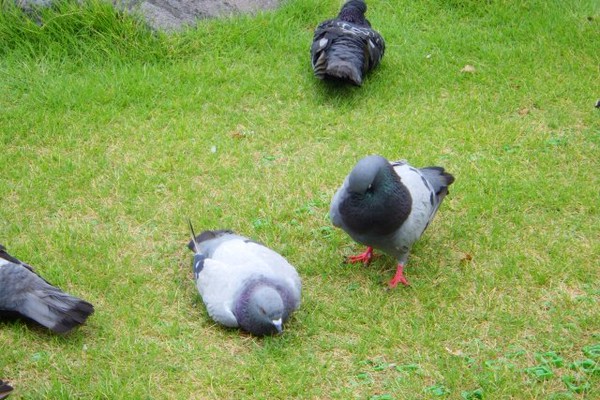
[
  {"left": 388, "top": 264, "right": 410, "bottom": 288},
  {"left": 346, "top": 246, "right": 374, "bottom": 266}
]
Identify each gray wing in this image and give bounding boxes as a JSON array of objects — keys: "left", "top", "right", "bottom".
[
  {"left": 196, "top": 258, "right": 241, "bottom": 327},
  {"left": 0, "top": 255, "right": 94, "bottom": 333},
  {"left": 365, "top": 27, "right": 385, "bottom": 71},
  {"left": 393, "top": 162, "right": 440, "bottom": 231},
  {"left": 0, "top": 259, "right": 35, "bottom": 311},
  {"left": 381, "top": 162, "right": 440, "bottom": 263}
]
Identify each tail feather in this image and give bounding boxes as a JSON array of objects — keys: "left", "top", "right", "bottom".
[
  {"left": 325, "top": 60, "right": 362, "bottom": 86},
  {"left": 22, "top": 288, "right": 94, "bottom": 334},
  {"left": 323, "top": 40, "right": 365, "bottom": 86},
  {"left": 419, "top": 167, "right": 455, "bottom": 197},
  {"left": 311, "top": 32, "right": 366, "bottom": 86}
]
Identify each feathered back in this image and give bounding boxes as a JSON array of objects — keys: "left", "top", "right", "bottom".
[{"left": 311, "top": 0, "right": 385, "bottom": 86}]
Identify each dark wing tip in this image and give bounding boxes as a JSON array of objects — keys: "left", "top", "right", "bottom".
[
  {"left": 423, "top": 166, "right": 455, "bottom": 187},
  {"left": 443, "top": 171, "right": 456, "bottom": 186},
  {"left": 51, "top": 300, "right": 95, "bottom": 334},
  {"left": 0, "top": 380, "right": 13, "bottom": 399},
  {"left": 187, "top": 228, "right": 236, "bottom": 252},
  {"left": 195, "top": 229, "right": 235, "bottom": 243}
]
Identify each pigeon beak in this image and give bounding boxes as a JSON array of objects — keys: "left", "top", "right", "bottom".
[{"left": 272, "top": 318, "right": 283, "bottom": 334}]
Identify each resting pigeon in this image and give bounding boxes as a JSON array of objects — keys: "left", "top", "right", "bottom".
[
  {"left": 330, "top": 155, "right": 455, "bottom": 288},
  {"left": 0, "top": 244, "right": 94, "bottom": 333},
  {"left": 187, "top": 222, "right": 301, "bottom": 336},
  {"left": 310, "top": 0, "right": 385, "bottom": 86},
  {"left": 0, "top": 380, "right": 12, "bottom": 399}
]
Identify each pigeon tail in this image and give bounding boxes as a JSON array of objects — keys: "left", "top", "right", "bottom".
[
  {"left": 21, "top": 288, "right": 94, "bottom": 333},
  {"left": 419, "top": 167, "right": 455, "bottom": 198},
  {"left": 326, "top": 60, "right": 363, "bottom": 86},
  {"left": 0, "top": 380, "right": 13, "bottom": 400}
]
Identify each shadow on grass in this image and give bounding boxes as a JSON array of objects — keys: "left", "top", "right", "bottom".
[
  {"left": 311, "top": 78, "right": 364, "bottom": 107},
  {"left": 0, "top": 311, "right": 59, "bottom": 337}
]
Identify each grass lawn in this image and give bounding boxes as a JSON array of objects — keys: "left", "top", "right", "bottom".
[{"left": 0, "top": 0, "right": 598, "bottom": 398}]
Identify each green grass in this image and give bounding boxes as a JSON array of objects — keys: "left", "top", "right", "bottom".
[{"left": 1, "top": 0, "right": 598, "bottom": 398}]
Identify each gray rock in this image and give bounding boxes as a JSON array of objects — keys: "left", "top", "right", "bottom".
[
  {"left": 122, "top": 0, "right": 280, "bottom": 30},
  {"left": 15, "top": 0, "right": 52, "bottom": 6},
  {"left": 15, "top": 0, "right": 281, "bottom": 31}
]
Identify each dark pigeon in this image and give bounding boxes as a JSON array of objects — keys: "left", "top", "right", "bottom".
[
  {"left": 0, "top": 245, "right": 94, "bottom": 333},
  {"left": 187, "top": 222, "right": 301, "bottom": 336},
  {"left": 330, "top": 155, "right": 455, "bottom": 288},
  {"left": 310, "top": 0, "right": 385, "bottom": 86},
  {"left": 0, "top": 380, "right": 12, "bottom": 399}
]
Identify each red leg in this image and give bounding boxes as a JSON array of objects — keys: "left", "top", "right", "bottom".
[
  {"left": 346, "top": 246, "right": 374, "bottom": 266},
  {"left": 388, "top": 263, "right": 410, "bottom": 288}
]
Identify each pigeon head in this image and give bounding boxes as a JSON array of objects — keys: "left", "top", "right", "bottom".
[
  {"left": 339, "top": 0, "right": 370, "bottom": 26},
  {"left": 340, "top": 155, "right": 412, "bottom": 236},
  {"left": 347, "top": 155, "right": 391, "bottom": 194},
  {"left": 237, "top": 284, "right": 285, "bottom": 336}
]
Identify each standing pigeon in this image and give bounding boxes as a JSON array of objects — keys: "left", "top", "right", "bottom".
[
  {"left": 0, "top": 245, "right": 94, "bottom": 333},
  {"left": 311, "top": 0, "right": 385, "bottom": 86},
  {"left": 330, "top": 155, "right": 455, "bottom": 288},
  {"left": 0, "top": 380, "right": 12, "bottom": 399},
  {"left": 187, "top": 222, "right": 301, "bottom": 336}
]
